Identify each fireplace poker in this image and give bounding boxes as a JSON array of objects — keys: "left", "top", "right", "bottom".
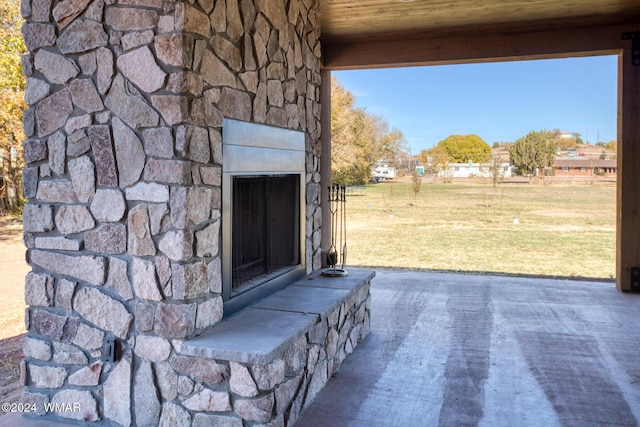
[
  {"left": 322, "top": 184, "right": 348, "bottom": 277},
  {"left": 341, "top": 184, "right": 347, "bottom": 269}
]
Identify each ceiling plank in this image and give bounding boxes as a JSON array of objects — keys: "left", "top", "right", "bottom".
[{"left": 319, "top": 0, "right": 640, "bottom": 44}]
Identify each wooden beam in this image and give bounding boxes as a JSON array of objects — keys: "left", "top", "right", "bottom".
[
  {"left": 322, "top": 24, "right": 639, "bottom": 70},
  {"left": 617, "top": 46, "right": 640, "bottom": 292}
]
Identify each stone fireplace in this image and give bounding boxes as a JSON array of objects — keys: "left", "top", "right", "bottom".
[
  {"left": 19, "top": 0, "right": 372, "bottom": 425},
  {"left": 221, "top": 119, "right": 306, "bottom": 315}
]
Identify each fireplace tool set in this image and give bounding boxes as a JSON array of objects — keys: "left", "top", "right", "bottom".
[{"left": 322, "top": 184, "right": 348, "bottom": 277}]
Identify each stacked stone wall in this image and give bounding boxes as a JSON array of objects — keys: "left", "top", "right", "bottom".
[
  {"left": 20, "top": 0, "right": 323, "bottom": 423},
  {"left": 221, "top": 280, "right": 372, "bottom": 426},
  {"left": 175, "top": 278, "right": 371, "bottom": 426}
]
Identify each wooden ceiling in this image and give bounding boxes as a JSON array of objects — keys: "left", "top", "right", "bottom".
[
  {"left": 319, "top": 0, "right": 640, "bottom": 44},
  {"left": 318, "top": 0, "right": 640, "bottom": 69}
]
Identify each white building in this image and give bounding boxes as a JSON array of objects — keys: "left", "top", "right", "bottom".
[
  {"left": 438, "top": 161, "right": 513, "bottom": 178},
  {"left": 372, "top": 165, "right": 396, "bottom": 180}
]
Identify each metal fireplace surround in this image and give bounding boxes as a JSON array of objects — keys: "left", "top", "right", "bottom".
[{"left": 221, "top": 119, "right": 306, "bottom": 316}]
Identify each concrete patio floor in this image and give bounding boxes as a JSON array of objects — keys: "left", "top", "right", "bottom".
[
  {"left": 3, "top": 269, "right": 640, "bottom": 426},
  {"left": 296, "top": 269, "right": 640, "bottom": 427}
]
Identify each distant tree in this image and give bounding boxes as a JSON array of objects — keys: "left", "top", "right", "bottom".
[
  {"left": 509, "top": 130, "right": 558, "bottom": 178},
  {"left": 553, "top": 129, "right": 582, "bottom": 151},
  {"left": 492, "top": 142, "right": 500, "bottom": 149},
  {"left": 418, "top": 149, "right": 430, "bottom": 166},
  {"left": 556, "top": 138, "right": 577, "bottom": 151},
  {"left": 423, "top": 145, "right": 451, "bottom": 181},
  {"left": 331, "top": 78, "right": 367, "bottom": 185},
  {"left": 411, "top": 170, "right": 422, "bottom": 202},
  {"left": 486, "top": 156, "right": 505, "bottom": 188},
  {"left": 0, "top": 0, "right": 26, "bottom": 214},
  {"left": 605, "top": 140, "right": 617, "bottom": 153},
  {"left": 436, "top": 134, "right": 491, "bottom": 163},
  {"left": 556, "top": 132, "right": 580, "bottom": 151},
  {"left": 331, "top": 77, "right": 409, "bottom": 185},
  {"left": 572, "top": 132, "right": 584, "bottom": 144}
]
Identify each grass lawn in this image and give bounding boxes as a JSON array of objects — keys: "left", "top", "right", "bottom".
[{"left": 343, "top": 179, "right": 616, "bottom": 280}]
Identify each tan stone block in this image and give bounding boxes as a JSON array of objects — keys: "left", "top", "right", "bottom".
[
  {"left": 169, "top": 353, "right": 227, "bottom": 384},
  {"left": 85, "top": 224, "right": 126, "bottom": 254},
  {"left": 195, "top": 221, "right": 219, "bottom": 258},
  {"left": 117, "top": 46, "right": 167, "bottom": 93},
  {"left": 234, "top": 393, "right": 275, "bottom": 423},
  {"left": 105, "top": 257, "right": 133, "bottom": 300},
  {"left": 183, "top": 5, "right": 210, "bottom": 37},
  {"left": 128, "top": 204, "right": 156, "bottom": 257},
  {"left": 151, "top": 95, "right": 189, "bottom": 126},
  {"left": 21, "top": 23, "right": 56, "bottom": 51},
  {"left": 104, "top": 359, "right": 131, "bottom": 427},
  {"left": 23, "top": 337, "right": 52, "bottom": 361},
  {"left": 143, "top": 159, "right": 191, "bottom": 185},
  {"left": 51, "top": 389, "right": 98, "bottom": 421},
  {"left": 183, "top": 388, "right": 231, "bottom": 412},
  {"left": 125, "top": 182, "right": 170, "bottom": 203},
  {"left": 155, "top": 303, "right": 196, "bottom": 339},
  {"left": 142, "top": 127, "right": 174, "bottom": 159},
  {"left": 113, "top": 117, "right": 145, "bottom": 188},
  {"left": 132, "top": 257, "right": 162, "bottom": 301},
  {"left": 22, "top": 204, "right": 53, "bottom": 233},
  {"left": 105, "top": 7, "right": 158, "bottom": 31},
  {"left": 159, "top": 231, "right": 193, "bottom": 262},
  {"left": 68, "top": 361, "right": 102, "bottom": 386},
  {"left": 155, "top": 362, "right": 178, "bottom": 400},
  {"left": 57, "top": 19, "right": 108, "bottom": 54},
  {"left": 29, "top": 364, "right": 67, "bottom": 388},
  {"left": 25, "top": 272, "right": 53, "bottom": 307},
  {"left": 134, "top": 361, "right": 161, "bottom": 426},
  {"left": 35, "top": 90, "right": 74, "bottom": 137},
  {"left": 171, "top": 261, "right": 208, "bottom": 299},
  {"left": 104, "top": 74, "right": 160, "bottom": 129},
  {"left": 72, "top": 323, "right": 104, "bottom": 351},
  {"left": 251, "top": 359, "right": 285, "bottom": 391},
  {"left": 68, "top": 78, "right": 104, "bottom": 113},
  {"left": 121, "top": 30, "right": 154, "bottom": 51},
  {"left": 55, "top": 205, "right": 95, "bottom": 235},
  {"left": 159, "top": 402, "right": 191, "bottom": 427},
  {"left": 52, "top": 342, "right": 88, "bottom": 364},
  {"left": 155, "top": 33, "right": 194, "bottom": 68},
  {"left": 230, "top": 362, "right": 258, "bottom": 397},
  {"left": 73, "top": 287, "right": 132, "bottom": 338},
  {"left": 196, "top": 296, "right": 222, "bottom": 329}
]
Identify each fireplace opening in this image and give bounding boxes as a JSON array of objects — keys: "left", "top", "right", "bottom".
[{"left": 232, "top": 174, "right": 300, "bottom": 294}]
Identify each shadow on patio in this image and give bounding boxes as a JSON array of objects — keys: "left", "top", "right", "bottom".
[{"left": 296, "top": 269, "right": 640, "bottom": 427}]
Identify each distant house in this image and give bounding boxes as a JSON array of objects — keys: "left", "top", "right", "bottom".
[
  {"left": 372, "top": 165, "right": 396, "bottom": 180},
  {"left": 553, "top": 158, "right": 617, "bottom": 177},
  {"left": 558, "top": 130, "right": 577, "bottom": 139},
  {"left": 438, "top": 162, "right": 513, "bottom": 178}
]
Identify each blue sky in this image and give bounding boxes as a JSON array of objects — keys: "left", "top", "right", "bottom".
[{"left": 333, "top": 55, "right": 618, "bottom": 155}]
